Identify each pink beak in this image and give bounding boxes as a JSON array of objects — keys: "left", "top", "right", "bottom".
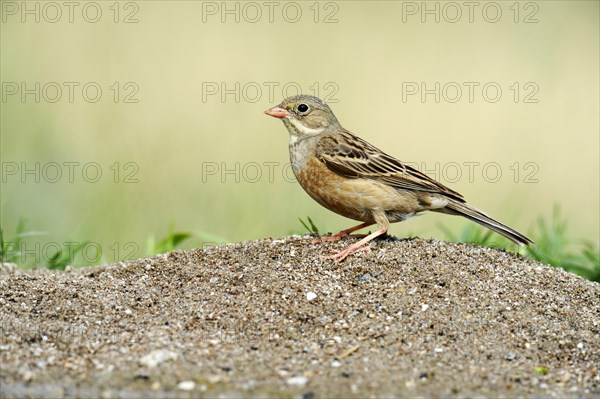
[{"left": 264, "top": 106, "right": 289, "bottom": 119}]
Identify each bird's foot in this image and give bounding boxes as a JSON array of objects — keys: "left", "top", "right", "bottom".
[
  {"left": 318, "top": 225, "right": 388, "bottom": 263},
  {"left": 319, "top": 244, "right": 372, "bottom": 264}
]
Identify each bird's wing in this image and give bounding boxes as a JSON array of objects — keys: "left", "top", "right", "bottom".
[{"left": 315, "top": 130, "right": 464, "bottom": 201}]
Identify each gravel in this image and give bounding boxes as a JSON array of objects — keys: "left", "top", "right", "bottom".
[{"left": 1, "top": 236, "right": 598, "bottom": 398}]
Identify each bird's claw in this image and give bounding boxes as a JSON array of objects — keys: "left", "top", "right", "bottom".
[{"left": 319, "top": 245, "right": 371, "bottom": 263}]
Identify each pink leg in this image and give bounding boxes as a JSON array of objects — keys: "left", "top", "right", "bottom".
[
  {"left": 320, "top": 226, "right": 388, "bottom": 263},
  {"left": 312, "top": 222, "right": 374, "bottom": 244}
]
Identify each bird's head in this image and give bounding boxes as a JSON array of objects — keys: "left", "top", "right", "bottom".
[{"left": 264, "top": 95, "right": 341, "bottom": 139}]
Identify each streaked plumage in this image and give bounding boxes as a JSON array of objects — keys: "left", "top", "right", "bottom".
[{"left": 265, "top": 95, "right": 532, "bottom": 262}]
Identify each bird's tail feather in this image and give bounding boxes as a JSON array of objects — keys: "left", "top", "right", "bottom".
[{"left": 439, "top": 201, "right": 533, "bottom": 246}]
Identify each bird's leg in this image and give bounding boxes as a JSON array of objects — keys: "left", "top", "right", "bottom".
[
  {"left": 312, "top": 222, "right": 374, "bottom": 244},
  {"left": 320, "top": 226, "right": 388, "bottom": 263}
]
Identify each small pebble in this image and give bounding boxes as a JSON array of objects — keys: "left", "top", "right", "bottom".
[
  {"left": 139, "top": 350, "right": 178, "bottom": 368},
  {"left": 176, "top": 380, "right": 195, "bottom": 391},
  {"left": 302, "top": 391, "right": 315, "bottom": 399},
  {"left": 286, "top": 376, "right": 308, "bottom": 387},
  {"left": 306, "top": 292, "right": 317, "bottom": 301}
]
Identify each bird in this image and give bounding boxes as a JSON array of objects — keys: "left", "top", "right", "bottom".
[{"left": 264, "top": 95, "right": 533, "bottom": 263}]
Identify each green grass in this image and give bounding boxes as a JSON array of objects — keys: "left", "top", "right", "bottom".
[
  {"left": 2, "top": 207, "right": 599, "bottom": 282},
  {"left": 0, "top": 218, "right": 88, "bottom": 270},
  {"left": 146, "top": 229, "right": 229, "bottom": 255},
  {"left": 0, "top": 221, "right": 228, "bottom": 270},
  {"left": 435, "top": 206, "right": 599, "bottom": 282},
  {"left": 298, "top": 216, "right": 320, "bottom": 235},
  {"left": 524, "top": 207, "right": 599, "bottom": 282}
]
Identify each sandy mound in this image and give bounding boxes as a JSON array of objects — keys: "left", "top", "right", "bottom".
[{"left": 1, "top": 236, "right": 598, "bottom": 398}]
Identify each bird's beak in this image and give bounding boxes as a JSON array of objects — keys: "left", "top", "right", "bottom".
[{"left": 264, "top": 106, "right": 289, "bottom": 119}]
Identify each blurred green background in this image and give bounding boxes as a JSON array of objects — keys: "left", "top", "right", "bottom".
[{"left": 1, "top": 1, "right": 598, "bottom": 265}]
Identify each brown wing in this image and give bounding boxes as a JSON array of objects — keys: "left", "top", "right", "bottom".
[{"left": 315, "top": 130, "right": 465, "bottom": 202}]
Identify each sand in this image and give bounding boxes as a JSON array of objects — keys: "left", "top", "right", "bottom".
[{"left": 1, "top": 236, "right": 598, "bottom": 398}]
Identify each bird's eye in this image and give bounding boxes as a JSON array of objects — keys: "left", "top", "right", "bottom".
[{"left": 297, "top": 103, "right": 309, "bottom": 114}]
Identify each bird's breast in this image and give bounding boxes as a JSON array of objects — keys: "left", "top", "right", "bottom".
[
  {"left": 294, "top": 155, "right": 419, "bottom": 223},
  {"left": 288, "top": 138, "right": 314, "bottom": 176}
]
